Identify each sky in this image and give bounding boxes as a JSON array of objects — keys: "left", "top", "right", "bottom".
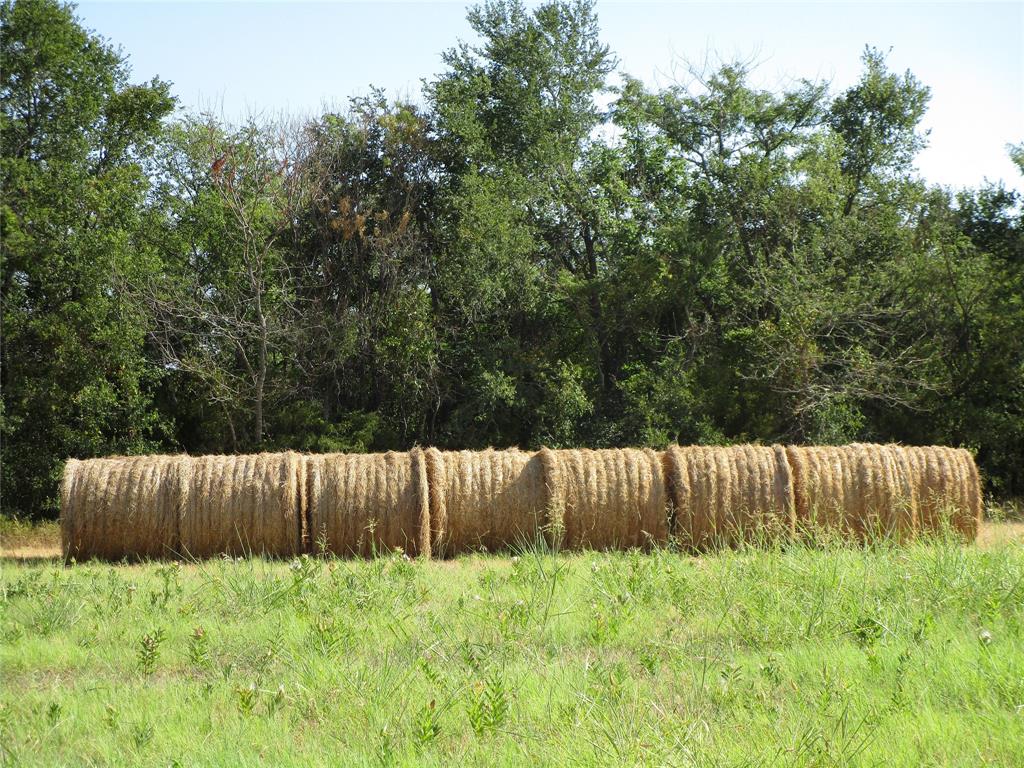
[{"left": 75, "top": 1, "right": 1024, "bottom": 191}]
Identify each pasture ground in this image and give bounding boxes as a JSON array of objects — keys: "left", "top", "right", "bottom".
[{"left": 1, "top": 522, "right": 1022, "bottom": 766}]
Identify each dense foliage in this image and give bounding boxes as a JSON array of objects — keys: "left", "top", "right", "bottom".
[{"left": 3, "top": 0, "right": 1022, "bottom": 518}]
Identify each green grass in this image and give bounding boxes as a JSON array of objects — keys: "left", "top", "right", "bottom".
[{"left": 1, "top": 537, "right": 1022, "bottom": 767}]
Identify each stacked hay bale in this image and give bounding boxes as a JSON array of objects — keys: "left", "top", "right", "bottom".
[
  {"left": 544, "top": 448, "right": 669, "bottom": 550},
  {"left": 664, "top": 445, "right": 794, "bottom": 550},
  {"left": 424, "top": 448, "right": 549, "bottom": 556},
  {"left": 306, "top": 449, "right": 430, "bottom": 557},
  {"left": 785, "top": 444, "right": 982, "bottom": 541},
  {"left": 61, "top": 455, "right": 191, "bottom": 561},
  {"left": 180, "top": 452, "right": 304, "bottom": 558}
]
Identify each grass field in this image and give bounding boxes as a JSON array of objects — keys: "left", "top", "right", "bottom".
[{"left": 1, "top": 523, "right": 1023, "bottom": 767}]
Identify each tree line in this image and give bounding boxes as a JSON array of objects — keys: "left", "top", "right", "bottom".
[{"left": 3, "top": 0, "right": 1022, "bottom": 519}]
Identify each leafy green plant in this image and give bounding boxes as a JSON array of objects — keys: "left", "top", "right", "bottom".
[
  {"left": 187, "top": 625, "right": 210, "bottom": 669},
  {"left": 412, "top": 700, "right": 441, "bottom": 750},
  {"left": 137, "top": 629, "right": 166, "bottom": 676}
]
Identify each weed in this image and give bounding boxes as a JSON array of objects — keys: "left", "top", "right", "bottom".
[
  {"left": 130, "top": 720, "right": 154, "bottom": 749},
  {"left": 465, "top": 675, "right": 510, "bottom": 735},
  {"left": 236, "top": 683, "right": 258, "bottom": 715},
  {"left": 187, "top": 625, "right": 211, "bottom": 669},
  {"left": 412, "top": 699, "right": 441, "bottom": 750},
  {"left": 137, "top": 628, "right": 166, "bottom": 676}
]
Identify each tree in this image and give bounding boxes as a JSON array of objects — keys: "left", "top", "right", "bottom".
[
  {"left": 427, "top": 0, "right": 617, "bottom": 447},
  {"left": 281, "top": 94, "right": 439, "bottom": 450},
  {"left": 1, "top": 0, "right": 174, "bottom": 517},
  {"left": 145, "top": 117, "right": 300, "bottom": 451}
]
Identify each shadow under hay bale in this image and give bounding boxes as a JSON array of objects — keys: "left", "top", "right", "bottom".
[
  {"left": 424, "top": 448, "right": 549, "bottom": 557},
  {"left": 664, "top": 445, "right": 795, "bottom": 551},
  {"left": 306, "top": 450, "right": 430, "bottom": 557},
  {"left": 546, "top": 448, "right": 669, "bottom": 550},
  {"left": 180, "top": 452, "right": 303, "bottom": 559},
  {"left": 61, "top": 455, "right": 190, "bottom": 561}
]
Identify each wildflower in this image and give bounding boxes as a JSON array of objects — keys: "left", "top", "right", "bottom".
[{"left": 979, "top": 629, "right": 993, "bottom": 646}]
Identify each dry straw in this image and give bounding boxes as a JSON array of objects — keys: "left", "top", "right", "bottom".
[
  {"left": 664, "top": 445, "right": 794, "bottom": 550},
  {"left": 61, "top": 455, "right": 191, "bottom": 561},
  {"left": 306, "top": 450, "right": 429, "bottom": 557},
  {"left": 547, "top": 448, "right": 669, "bottom": 550},
  {"left": 180, "top": 452, "right": 302, "bottom": 558},
  {"left": 424, "top": 448, "right": 548, "bottom": 556}
]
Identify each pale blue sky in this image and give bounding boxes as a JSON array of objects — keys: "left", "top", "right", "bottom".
[{"left": 76, "top": 1, "right": 1023, "bottom": 190}]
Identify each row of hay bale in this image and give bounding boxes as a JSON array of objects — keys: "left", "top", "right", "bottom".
[{"left": 60, "top": 444, "right": 983, "bottom": 560}]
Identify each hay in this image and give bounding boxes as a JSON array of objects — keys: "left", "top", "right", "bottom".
[
  {"left": 423, "top": 448, "right": 549, "bottom": 556},
  {"left": 912, "top": 446, "right": 982, "bottom": 540},
  {"left": 786, "top": 444, "right": 981, "bottom": 541},
  {"left": 61, "top": 455, "right": 190, "bottom": 561},
  {"left": 180, "top": 452, "right": 301, "bottom": 558},
  {"left": 787, "top": 445, "right": 857, "bottom": 537},
  {"left": 547, "top": 448, "right": 668, "bottom": 550},
  {"left": 665, "top": 445, "right": 794, "bottom": 550},
  {"left": 306, "top": 450, "right": 427, "bottom": 557},
  {"left": 539, "top": 447, "right": 565, "bottom": 548},
  {"left": 60, "top": 441, "right": 982, "bottom": 561}
]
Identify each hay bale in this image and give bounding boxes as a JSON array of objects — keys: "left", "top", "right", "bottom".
[
  {"left": 61, "top": 454, "right": 190, "bottom": 561},
  {"left": 547, "top": 448, "right": 668, "bottom": 550},
  {"left": 911, "top": 446, "right": 982, "bottom": 540},
  {"left": 786, "top": 444, "right": 981, "bottom": 541},
  {"left": 665, "top": 445, "right": 794, "bottom": 550},
  {"left": 306, "top": 450, "right": 428, "bottom": 557},
  {"left": 424, "top": 448, "right": 549, "bottom": 556},
  {"left": 180, "top": 452, "right": 302, "bottom": 558}
]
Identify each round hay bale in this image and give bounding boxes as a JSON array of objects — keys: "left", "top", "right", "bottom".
[
  {"left": 424, "top": 448, "right": 548, "bottom": 556},
  {"left": 849, "top": 443, "right": 918, "bottom": 539},
  {"left": 306, "top": 450, "right": 427, "bottom": 557},
  {"left": 180, "top": 452, "right": 302, "bottom": 559},
  {"left": 60, "top": 454, "right": 190, "bottom": 561},
  {"left": 787, "top": 444, "right": 979, "bottom": 542},
  {"left": 665, "top": 445, "right": 794, "bottom": 550},
  {"left": 910, "top": 446, "right": 982, "bottom": 540},
  {"left": 549, "top": 448, "right": 668, "bottom": 550}
]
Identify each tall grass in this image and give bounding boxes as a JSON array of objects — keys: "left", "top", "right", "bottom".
[{"left": 1, "top": 532, "right": 1021, "bottom": 766}]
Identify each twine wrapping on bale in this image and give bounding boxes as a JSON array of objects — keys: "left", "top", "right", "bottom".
[
  {"left": 664, "top": 445, "right": 794, "bottom": 550},
  {"left": 306, "top": 450, "right": 429, "bottom": 557},
  {"left": 180, "top": 452, "right": 302, "bottom": 559},
  {"left": 61, "top": 455, "right": 191, "bottom": 561},
  {"left": 547, "top": 448, "right": 669, "bottom": 550},
  {"left": 424, "top": 448, "right": 549, "bottom": 556}
]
